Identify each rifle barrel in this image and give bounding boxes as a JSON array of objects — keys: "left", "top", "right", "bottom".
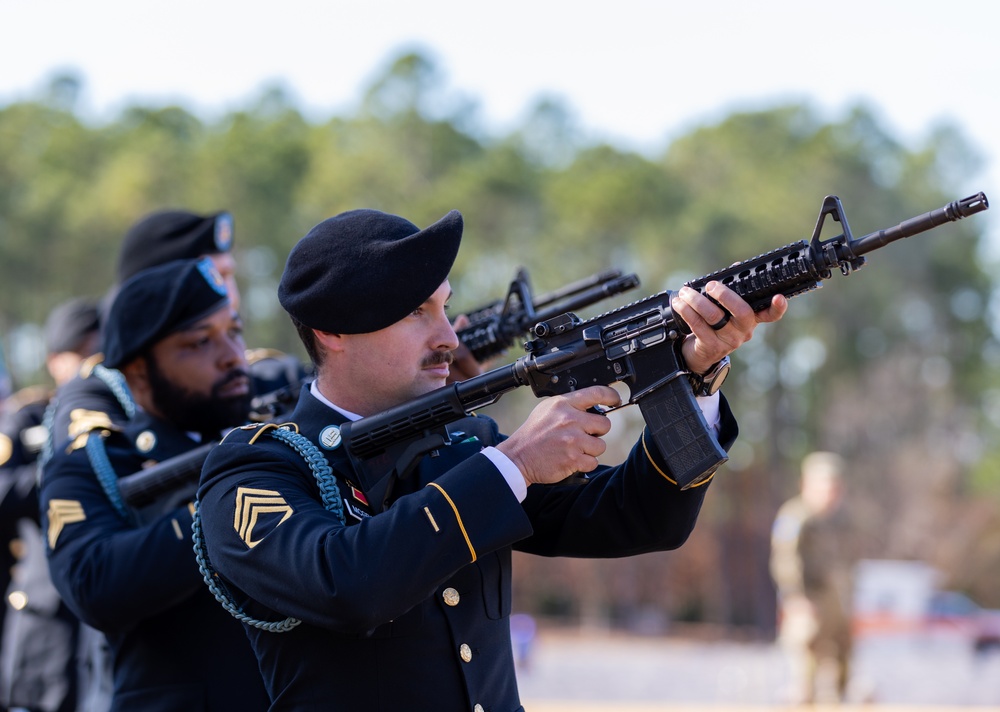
[
  {"left": 531, "top": 274, "right": 641, "bottom": 324},
  {"left": 533, "top": 269, "right": 624, "bottom": 309},
  {"left": 851, "top": 192, "right": 989, "bottom": 256}
]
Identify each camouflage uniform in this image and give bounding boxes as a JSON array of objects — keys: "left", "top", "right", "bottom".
[{"left": 770, "top": 452, "right": 855, "bottom": 703}]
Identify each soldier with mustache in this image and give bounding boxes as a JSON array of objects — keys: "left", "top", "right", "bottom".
[{"left": 195, "top": 208, "right": 788, "bottom": 711}]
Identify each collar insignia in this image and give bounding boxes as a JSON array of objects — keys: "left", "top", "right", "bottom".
[{"left": 319, "top": 425, "right": 342, "bottom": 450}]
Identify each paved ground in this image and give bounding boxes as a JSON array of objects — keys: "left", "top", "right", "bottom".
[
  {"left": 526, "top": 706, "right": 984, "bottom": 712},
  {"left": 515, "top": 627, "right": 1000, "bottom": 709}
]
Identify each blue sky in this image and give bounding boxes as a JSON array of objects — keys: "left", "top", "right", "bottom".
[{"left": 2, "top": 0, "right": 997, "bottom": 251}]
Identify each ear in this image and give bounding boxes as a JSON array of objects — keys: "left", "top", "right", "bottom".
[
  {"left": 312, "top": 329, "right": 345, "bottom": 355},
  {"left": 120, "top": 356, "right": 151, "bottom": 401}
]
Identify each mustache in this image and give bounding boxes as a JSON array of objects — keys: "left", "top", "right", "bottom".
[
  {"left": 421, "top": 351, "right": 454, "bottom": 368},
  {"left": 212, "top": 368, "right": 250, "bottom": 395}
]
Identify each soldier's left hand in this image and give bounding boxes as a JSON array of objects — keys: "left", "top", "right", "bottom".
[
  {"left": 447, "top": 314, "right": 485, "bottom": 383},
  {"left": 672, "top": 281, "right": 788, "bottom": 375}
]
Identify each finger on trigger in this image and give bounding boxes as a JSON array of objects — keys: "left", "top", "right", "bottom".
[{"left": 571, "top": 385, "right": 621, "bottom": 411}]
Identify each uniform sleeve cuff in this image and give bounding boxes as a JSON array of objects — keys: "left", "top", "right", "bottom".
[
  {"left": 480, "top": 446, "right": 527, "bottom": 502},
  {"left": 696, "top": 392, "right": 722, "bottom": 436}
]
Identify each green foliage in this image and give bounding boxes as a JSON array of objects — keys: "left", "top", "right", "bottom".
[{"left": 2, "top": 49, "right": 998, "bottom": 626}]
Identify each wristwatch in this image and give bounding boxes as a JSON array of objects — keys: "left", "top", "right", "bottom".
[{"left": 688, "top": 356, "right": 731, "bottom": 397}]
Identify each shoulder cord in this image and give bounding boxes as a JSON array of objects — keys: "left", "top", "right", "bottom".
[
  {"left": 84, "top": 433, "right": 134, "bottom": 523},
  {"left": 74, "top": 364, "right": 140, "bottom": 520},
  {"left": 38, "top": 400, "right": 57, "bottom": 473},
  {"left": 38, "top": 363, "right": 135, "bottom": 472},
  {"left": 191, "top": 427, "right": 345, "bottom": 633},
  {"left": 92, "top": 364, "right": 137, "bottom": 421}
]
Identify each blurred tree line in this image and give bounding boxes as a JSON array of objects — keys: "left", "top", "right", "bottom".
[{"left": 2, "top": 51, "right": 999, "bottom": 636}]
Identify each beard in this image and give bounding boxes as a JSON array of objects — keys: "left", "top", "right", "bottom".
[{"left": 146, "top": 355, "right": 251, "bottom": 437}]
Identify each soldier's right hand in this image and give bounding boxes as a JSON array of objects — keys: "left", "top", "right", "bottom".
[{"left": 496, "top": 385, "right": 621, "bottom": 487}]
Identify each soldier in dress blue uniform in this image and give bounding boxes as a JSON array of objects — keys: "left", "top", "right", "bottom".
[
  {"left": 195, "top": 208, "right": 789, "bottom": 711},
  {"left": 46, "top": 210, "right": 242, "bottom": 457},
  {"left": 0, "top": 297, "right": 101, "bottom": 712},
  {"left": 39, "top": 259, "right": 270, "bottom": 712},
  {"left": 37, "top": 212, "right": 246, "bottom": 710}
]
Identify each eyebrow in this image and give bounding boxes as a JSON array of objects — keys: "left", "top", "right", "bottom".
[
  {"left": 421, "top": 289, "right": 453, "bottom": 307},
  {"left": 176, "top": 311, "right": 241, "bottom": 337},
  {"left": 174, "top": 323, "right": 213, "bottom": 337}
]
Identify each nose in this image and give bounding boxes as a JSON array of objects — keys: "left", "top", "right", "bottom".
[
  {"left": 434, "top": 309, "right": 460, "bottom": 352},
  {"left": 219, "top": 331, "right": 247, "bottom": 370}
]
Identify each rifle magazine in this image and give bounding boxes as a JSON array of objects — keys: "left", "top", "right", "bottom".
[{"left": 637, "top": 377, "right": 728, "bottom": 489}]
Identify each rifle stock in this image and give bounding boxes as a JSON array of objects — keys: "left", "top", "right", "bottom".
[{"left": 342, "top": 192, "right": 990, "bottom": 510}]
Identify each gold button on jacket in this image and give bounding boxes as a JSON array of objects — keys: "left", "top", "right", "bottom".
[
  {"left": 442, "top": 587, "right": 460, "bottom": 606},
  {"left": 459, "top": 643, "right": 473, "bottom": 663}
]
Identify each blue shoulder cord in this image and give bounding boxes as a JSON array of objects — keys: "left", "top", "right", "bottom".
[
  {"left": 92, "top": 363, "right": 137, "bottom": 421},
  {"left": 40, "top": 362, "right": 135, "bottom": 471},
  {"left": 191, "top": 426, "right": 346, "bottom": 633},
  {"left": 84, "top": 436, "right": 133, "bottom": 522},
  {"left": 52, "top": 364, "right": 138, "bottom": 523}
]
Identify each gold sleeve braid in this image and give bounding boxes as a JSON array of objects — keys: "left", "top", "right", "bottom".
[
  {"left": 425, "top": 482, "right": 477, "bottom": 563},
  {"left": 640, "top": 431, "right": 715, "bottom": 488}
]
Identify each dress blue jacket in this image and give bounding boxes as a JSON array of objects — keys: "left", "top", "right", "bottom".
[
  {"left": 196, "top": 387, "right": 738, "bottom": 712},
  {"left": 40, "top": 411, "right": 270, "bottom": 712}
]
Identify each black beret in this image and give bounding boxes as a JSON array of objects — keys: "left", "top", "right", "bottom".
[
  {"left": 103, "top": 258, "right": 231, "bottom": 369},
  {"left": 44, "top": 297, "right": 101, "bottom": 355},
  {"left": 116, "top": 210, "right": 234, "bottom": 283},
  {"left": 278, "top": 209, "right": 463, "bottom": 334}
]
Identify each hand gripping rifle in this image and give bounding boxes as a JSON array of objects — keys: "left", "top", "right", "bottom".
[
  {"left": 340, "top": 192, "right": 990, "bottom": 511},
  {"left": 457, "top": 267, "right": 641, "bottom": 361}
]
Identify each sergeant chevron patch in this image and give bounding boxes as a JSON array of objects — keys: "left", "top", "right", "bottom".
[
  {"left": 47, "top": 499, "right": 86, "bottom": 549},
  {"left": 234, "top": 486, "right": 294, "bottom": 549}
]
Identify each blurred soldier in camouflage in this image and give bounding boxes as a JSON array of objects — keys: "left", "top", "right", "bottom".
[{"left": 770, "top": 451, "right": 856, "bottom": 704}]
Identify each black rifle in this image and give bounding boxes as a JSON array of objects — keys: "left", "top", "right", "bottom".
[
  {"left": 457, "top": 268, "right": 640, "bottom": 361},
  {"left": 119, "top": 441, "right": 216, "bottom": 509},
  {"left": 340, "top": 192, "right": 990, "bottom": 512},
  {"left": 117, "top": 268, "right": 637, "bottom": 509}
]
